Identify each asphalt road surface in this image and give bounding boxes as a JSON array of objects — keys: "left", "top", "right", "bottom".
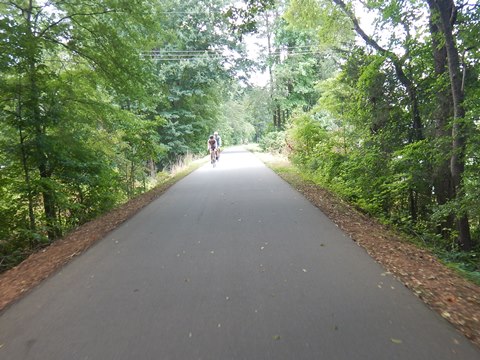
[{"left": 1, "top": 148, "right": 479, "bottom": 360}]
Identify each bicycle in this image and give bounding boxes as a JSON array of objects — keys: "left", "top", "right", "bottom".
[{"left": 210, "top": 148, "right": 217, "bottom": 168}]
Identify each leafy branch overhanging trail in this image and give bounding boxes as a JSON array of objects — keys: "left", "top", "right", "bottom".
[{"left": 331, "top": 0, "right": 423, "bottom": 142}]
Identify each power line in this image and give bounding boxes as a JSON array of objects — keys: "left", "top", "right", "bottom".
[
  {"left": 142, "top": 44, "right": 326, "bottom": 55},
  {"left": 143, "top": 53, "right": 326, "bottom": 63},
  {"left": 143, "top": 50, "right": 224, "bottom": 56},
  {"left": 142, "top": 46, "right": 327, "bottom": 60},
  {"left": 140, "top": 44, "right": 329, "bottom": 63}
]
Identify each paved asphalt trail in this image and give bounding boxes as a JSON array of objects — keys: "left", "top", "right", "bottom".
[{"left": 1, "top": 148, "right": 479, "bottom": 360}]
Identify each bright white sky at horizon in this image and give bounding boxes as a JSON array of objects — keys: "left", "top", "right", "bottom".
[
  {"left": 244, "top": 4, "right": 379, "bottom": 88},
  {"left": 244, "top": 33, "right": 270, "bottom": 87}
]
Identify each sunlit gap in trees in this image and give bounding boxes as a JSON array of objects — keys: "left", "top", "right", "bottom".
[
  {"left": 243, "top": 33, "right": 269, "bottom": 87},
  {"left": 354, "top": 1, "right": 429, "bottom": 55},
  {"left": 141, "top": 39, "right": 270, "bottom": 88}
]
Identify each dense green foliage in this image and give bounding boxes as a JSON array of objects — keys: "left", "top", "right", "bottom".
[
  {"left": 248, "top": 0, "right": 479, "bottom": 275},
  {"left": 0, "top": 0, "right": 161, "bottom": 267},
  {"left": 0, "top": 0, "right": 261, "bottom": 271}
]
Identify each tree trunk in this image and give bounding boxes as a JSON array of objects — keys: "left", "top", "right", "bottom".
[
  {"left": 130, "top": 159, "right": 136, "bottom": 197},
  {"left": 39, "top": 161, "right": 59, "bottom": 239},
  {"left": 428, "top": 7, "right": 455, "bottom": 236},
  {"left": 16, "top": 86, "right": 36, "bottom": 233},
  {"left": 264, "top": 12, "right": 276, "bottom": 129},
  {"left": 148, "top": 159, "right": 157, "bottom": 178},
  {"left": 19, "top": 122, "right": 36, "bottom": 233},
  {"left": 24, "top": 0, "right": 59, "bottom": 240},
  {"left": 276, "top": 105, "right": 282, "bottom": 130},
  {"left": 429, "top": 0, "right": 472, "bottom": 250},
  {"left": 273, "top": 105, "right": 278, "bottom": 128},
  {"left": 409, "top": 189, "right": 417, "bottom": 222}
]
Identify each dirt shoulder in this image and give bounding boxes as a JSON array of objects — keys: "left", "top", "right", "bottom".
[{"left": 256, "top": 152, "right": 480, "bottom": 348}]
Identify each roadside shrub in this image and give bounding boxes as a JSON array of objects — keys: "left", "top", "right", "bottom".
[{"left": 259, "top": 131, "right": 286, "bottom": 154}]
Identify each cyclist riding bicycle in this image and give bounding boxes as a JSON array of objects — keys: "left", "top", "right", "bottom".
[
  {"left": 214, "top": 131, "right": 221, "bottom": 160},
  {"left": 207, "top": 134, "right": 217, "bottom": 154},
  {"left": 207, "top": 135, "right": 218, "bottom": 166}
]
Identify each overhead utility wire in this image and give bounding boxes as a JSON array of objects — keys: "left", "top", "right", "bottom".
[
  {"left": 144, "top": 49, "right": 325, "bottom": 58},
  {"left": 143, "top": 45, "right": 325, "bottom": 55},
  {"left": 151, "top": 51, "right": 223, "bottom": 54},
  {"left": 142, "top": 46, "right": 327, "bottom": 62},
  {"left": 156, "top": 50, "right": 326, "bottom": 58},
  {"left": 150, "top": 49, "right": 326, "bottom": 56},
  {"left": 147, "top": 52, "right": 326, "bottom": 62}
]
